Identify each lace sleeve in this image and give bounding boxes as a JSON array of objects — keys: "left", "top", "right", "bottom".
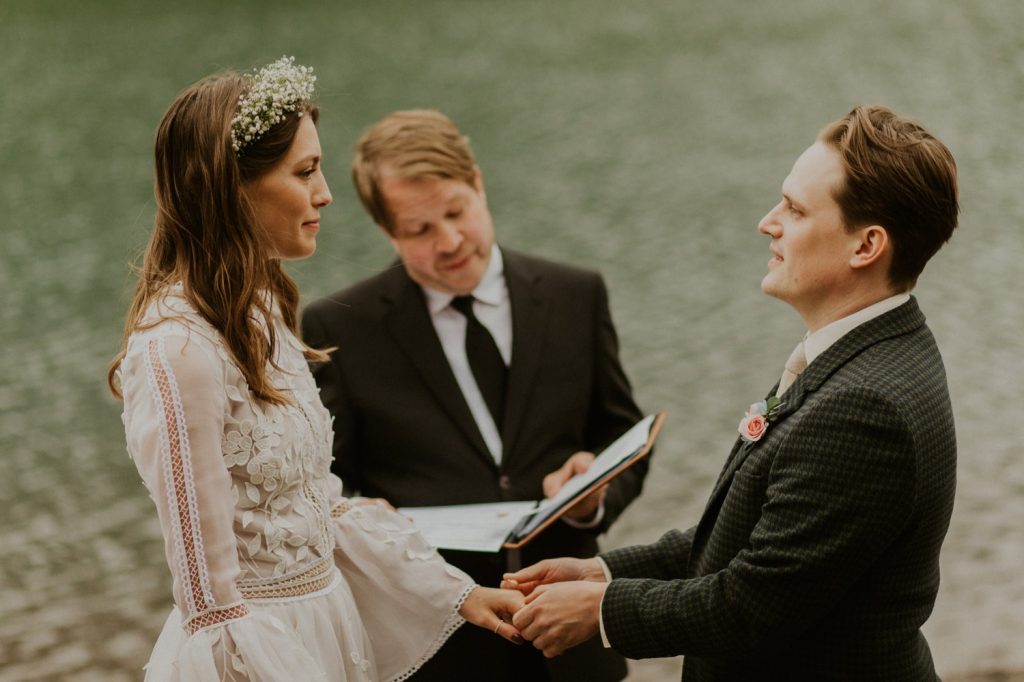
[
  {"left": 324, "top": 472, "right": 355, "bottom": 518},
  {"left": 121, "top": 333, "right": 250, "bottom": 635},
  {"left": 331, "top": 502, "right": 475, "bottom": 681}
]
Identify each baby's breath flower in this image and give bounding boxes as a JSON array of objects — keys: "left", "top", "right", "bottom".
[{"left": 230, "top": 56, "right": 316, "bottom": 154}]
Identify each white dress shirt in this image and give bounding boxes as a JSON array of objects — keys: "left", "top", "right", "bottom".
[
  {"left": 421, "top": 246, "right": 606, "bottom": 530},
  {"left": 596, "top": 292, "right": 912, "bottom": 648},
  {"left": 421, "top": 244, "right": 512, "bottom": 463},
  {"left": 803, "top": 293, "right": 910, "bottom": 365}
]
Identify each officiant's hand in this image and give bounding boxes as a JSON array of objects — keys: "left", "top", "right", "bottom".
[
  {"left": 543, "top": 452, "right": 608, "bottom": 522},
  {"left": 500, "top": 557, "right": 606, "bottom": 596},
  {"left": 512, "top": 581, "right": 606, "bottom": 658},
  {"left": 459, "top": 587, "right": 525, "bottom": 644}
]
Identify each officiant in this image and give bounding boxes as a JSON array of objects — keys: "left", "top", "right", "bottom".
[{"left": 301, "top": 109, "right": 648, "bottom": 682}]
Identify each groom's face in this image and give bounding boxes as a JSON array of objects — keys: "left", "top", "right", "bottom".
[
  {"left": 380, "top": 169, "right": 496, "bottom": 295},
  {"left": 757, "top": 142, "right": 859, "bottom": 321}
]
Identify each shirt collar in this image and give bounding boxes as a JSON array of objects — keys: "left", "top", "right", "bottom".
[
  {"left": 422, "top": 244, "right": 504, "bottom": 315},
  {"left": 803, "top": 293, "right": 911, "bottom": 365}
]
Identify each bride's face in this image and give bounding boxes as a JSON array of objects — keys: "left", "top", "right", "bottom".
[{"left": 246, "top": 116, "right": 332, "bottom": 260}]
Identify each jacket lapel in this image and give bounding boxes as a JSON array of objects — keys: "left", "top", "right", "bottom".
[
  {"left": 500, "top": 250, "right": 550, "bottom": 461},
  {"left": 702, "top": 297, "right": 926, "bottom": 514},
  {"left": 382, "top": 269, "right": 496, "bottom": 469}
]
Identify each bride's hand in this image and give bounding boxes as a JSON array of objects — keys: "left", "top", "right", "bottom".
[{"left": 458, "top": 587, "right": 525, "bottom": 644}]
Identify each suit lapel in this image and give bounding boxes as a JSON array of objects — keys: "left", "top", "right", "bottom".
[
  {"left": 702, "top": 297, "right": 926, "bottom": 514},
  {"left": 383, "top": 269, "right": 496, "bottom": 468},
  {"left": 501, "top": 250, "right": 550, "bottom": 461},
  {"left": 704, "top": 385, "right": 777, "bottom": 511}
]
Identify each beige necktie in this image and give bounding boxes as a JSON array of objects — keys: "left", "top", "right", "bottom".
[{"left": 776, "top": 340, "right": 808, "bottom": 397}]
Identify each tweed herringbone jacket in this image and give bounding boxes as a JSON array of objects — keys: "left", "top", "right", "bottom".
[{"left": 600, "top": 297, "right": 955, "bottom": 681}]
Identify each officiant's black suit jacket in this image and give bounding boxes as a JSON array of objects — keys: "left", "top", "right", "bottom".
[
  {"left": 302, "top": 247, "right": 645, "bottom": 682},
  {"left": 600, "top": 297, "right": 955, "bottom": 681}
]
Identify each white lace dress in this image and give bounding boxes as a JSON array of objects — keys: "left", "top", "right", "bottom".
[{"left": 118, "top": 288, "right": 474, "bottom": 682}]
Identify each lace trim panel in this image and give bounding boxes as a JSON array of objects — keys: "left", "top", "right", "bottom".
[
  {"left": 303, "top": 482, "right": 334, "bottom": 554},
  {"left": 144, "top": 337, "right": 215, "bottom": 616},
  {"left": 237, "top": 556, "right": 337, "bottom": 600},
  {"left": 330, "top": 501, "right": 354, "bottom": 518},
  {"left": 183, "top": 601, "right": 251, "bottom": 636}
]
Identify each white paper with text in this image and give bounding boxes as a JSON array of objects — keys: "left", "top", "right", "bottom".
[{"left": 400, "top": 501, "right": 539, "bottom": 552}]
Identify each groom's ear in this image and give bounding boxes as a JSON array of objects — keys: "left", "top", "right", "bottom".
[{"left": 848, "top": 224, "right": 890, "bottom": 271}]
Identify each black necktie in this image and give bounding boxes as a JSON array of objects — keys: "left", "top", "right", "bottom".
[{"left": 451, "top": 295, "right": 507, "bottom": 430}]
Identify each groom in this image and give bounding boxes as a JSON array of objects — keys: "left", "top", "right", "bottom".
[
  {"left": 505, "top": 105, "right": 959, "bottom": 680},
  {"left": 301, "top": 110, "right": 644, "bottom": 681}
]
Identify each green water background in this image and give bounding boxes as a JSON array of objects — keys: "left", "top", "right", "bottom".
[{"left": 1, "top": 1, "right": 1022, "bottom": 679}]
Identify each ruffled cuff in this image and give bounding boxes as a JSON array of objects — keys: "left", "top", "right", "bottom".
[
  {"left": 332, "top": 503, "right": 475, "bottom": 682},
  {"left": 147, "top": 609, "right": 329, "bottom": 681}
]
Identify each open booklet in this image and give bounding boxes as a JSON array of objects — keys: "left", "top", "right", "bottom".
[{"left": 398, "top": 412, "right": 666, "bottom": 552}]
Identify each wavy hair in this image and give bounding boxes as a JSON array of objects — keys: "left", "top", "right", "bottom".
[
  {"left": 819, "top": 105, "right": 959, "bottom": 289},
  {"left": 108, "top": 70, "right": 328, "bottom": 404}
]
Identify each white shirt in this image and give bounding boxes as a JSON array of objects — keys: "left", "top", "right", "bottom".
[
  {"left": 803, "top": 293, "right": 910, "bottom": 365},
  {"left": 596, "top": 292, "right": 912, "bottom": 648},
  {"left": 421, "top": 246, "right": 606, "bottom": 531},
  {"left": 421, "top": 244, "right": 511, "bottom": 463}
]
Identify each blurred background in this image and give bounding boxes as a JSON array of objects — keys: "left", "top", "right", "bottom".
[{"left": 1, "top": 1, "right": 1022, "bottom": 679}]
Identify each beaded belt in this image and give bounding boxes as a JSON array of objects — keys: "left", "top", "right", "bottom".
[{"left": 237, "top": 555, "right": 336, "bottom": 600}]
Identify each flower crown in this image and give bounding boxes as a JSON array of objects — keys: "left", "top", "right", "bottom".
[{"left": 231, "top": 56, "right": 316, "bottom": 154}]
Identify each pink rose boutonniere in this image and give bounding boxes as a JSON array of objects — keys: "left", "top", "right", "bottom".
[{"left": 738, "top": 396, "right": 783, "bottom": 443}]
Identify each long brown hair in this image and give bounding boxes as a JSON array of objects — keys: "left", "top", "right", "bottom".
[{"left": 108, "top": 70, "right": 328, "bottom": 405}]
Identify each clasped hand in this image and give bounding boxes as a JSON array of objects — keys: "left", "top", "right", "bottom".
[
  {"left": 463, "top": 558, "right": 608, "bottom": 657},
  {"left": 458, "top": 586, "right": 526, "bottom": 644},
  {"left": 500, "top": 557, "right": 609, "bottom": 658},
  {"left": 462, "top": 456, "right": 609, "bottom": 651}
]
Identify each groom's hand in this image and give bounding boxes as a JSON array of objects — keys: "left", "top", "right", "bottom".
[
  {"left": 501, "top": 557, "right": 606, "bottom": 596},
  {"left": 511, "top": 581, "right": 607, "bottom": 658}
]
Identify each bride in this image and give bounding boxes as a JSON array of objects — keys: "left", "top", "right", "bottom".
[{"left": 108, "top": 57, "right": 523, "bottom": 681}]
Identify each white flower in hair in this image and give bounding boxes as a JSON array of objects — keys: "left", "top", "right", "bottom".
[{"left": 231, "top": 56, "right": 316, "bottom": 154}]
